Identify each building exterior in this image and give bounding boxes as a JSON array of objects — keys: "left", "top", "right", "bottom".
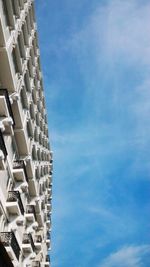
[{"left": 0, "top": 0, "right": 52, "bottom": 266}]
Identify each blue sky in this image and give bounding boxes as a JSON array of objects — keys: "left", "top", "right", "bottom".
[{"left": 35, "top": 1, "right": 150, "bottom": 266}]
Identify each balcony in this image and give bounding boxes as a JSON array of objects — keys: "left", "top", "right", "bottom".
[
  {"left": 0, "top": 130, "right": 7, "bottom": 160},
  {"left": 45, "top": 194, "right": 52, "bottom": 204},
  {"left": 0, "top": 240, "right": 14, "bottom": 267},
  {"left": 47, "top": 188, "right": 52, "bottom": 199},
  {"left": 22, "top": 233, "right": 35, "bottom": 253},
  {"left": 27, "top": 118, "right": 34, "bottom": 138},
  {"left": 25, "top": 156, "right": 35, "bottom": 178},
  {"left": 0, "top": 232, "right": 20, "bottom": 261},
  {"left": 46, "top": 203, "right": 52, "bottom": 213},
  {"left": 25, "top": 205, "right": 37, "bottom": 223},
  {"left": 0, "top": 89, "right": 15, "bottom": 124},
  {"left": 14, "top": 126, "right": 30, "bottom": 156},
  {"left": 36, "top": 212, "right": 44, "bottom": 227},
  {"left": 46, "top": 255, "right": 50, "bottom": 262},
  {"left": 46, "top": 176, "right": 52, "bottom": 187},
  {"left": 46, "top": 218, "right": 51, "bottom": 230},
  {"left": 0, "top": 46, "right": 18, "bottom": 92},
  {"left": 1, "top": 0, "right": 15, "bottom": 29},
  {"left": 32, "top": 261, "right": 41, "bottom": 267},
  {"left": 28, "top": 177, "right": 39, "bottom": 197},
  {"left": 34, "top": 235, "right": 42, "bottom": 250},
  {"left": 6, "top": 191, "right": 24, "bottom": 215},
  {"left": 46, "top": 232, "right": 51, "bottom": 249},
  {"left": 12, "top": 98, "right": 30, "bottom": 156},
  {"left": 43, "top": 255, "right": 50, "bottom": 267},
  {"left": 13, "top": 160, "right": 28, "bottom": 182},
  {"left": 46, "top": 231, "right": 51, "bottom": 240}
]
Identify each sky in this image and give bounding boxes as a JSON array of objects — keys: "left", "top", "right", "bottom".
[{"left": 35, "top": 1, "right": 150, "bottom": 266}]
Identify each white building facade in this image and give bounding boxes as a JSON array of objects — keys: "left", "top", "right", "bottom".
[{"left": 0, "top": 0, "right": 52, "bottom": 266}]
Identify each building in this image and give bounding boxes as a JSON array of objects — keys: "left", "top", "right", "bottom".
[{"left": 0, "top": 0, "right": 52, "bottom": 266}]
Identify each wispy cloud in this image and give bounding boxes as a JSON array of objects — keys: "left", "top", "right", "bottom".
[{"left": 99, "top": 245, "right": 150, "bottom": 267}]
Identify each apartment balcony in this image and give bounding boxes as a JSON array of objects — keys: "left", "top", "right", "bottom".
[
  {"left": 34, "top": 234, "right": 42, "bottom": 250},
  {"left": 35, "top": 165, "right": 40, "bottom": 179},
  {"left": 6, "top": 190, "right": 24, "bottom": 216},
  {"left": 1, "top": 0, "right": 15, "bottom": 30},
  {"left": 13, "top": 160, "right": 28, "bottom": 182},
  {"left": 22, "top": 233, "right": 35, "bottom": 253},
  {"left": 27, "top": 118, "right": 34, "bottom": 138},
  {"left": 14, "top": 122, "right": 30, "bottom": 156},
  {"left": 46, "top": 255, "right": 50, "bottom": 262},
  {"left": 47, "top": 188, "right": 52, "bottom": 198},
  {"left": 25, "top": 205, "right": 37, "bottom": 223},
  {"left": 42, "top": 255, "right": 50, "bottom": 267},
  {"left": 36, "top": 211, "right": 44, "bottom": 227},
  {"left": 25, "top": 156, "right": 35, "bottom": 178},
  {"left": 32, "top": 261, "right": 41, "bottom": 267},
  {"left": 46, "top": 217, "right": 51, "bottom": 230},
  {"left": 0, "top": 46, "right": 20, "bottom": 92},
  {"left": 20, "top": 86, "right": 30, "bottom": 111},
  {"left": 28, "top": 177, "right": 39, "bottom": 197},
  {"left": 0, "top": 89, "right": 15, "bottom": 124},
  {"left": 49, "top": 170, "right": 53, "bottom": 176},
  {"left": 46, "top": 203, "right": 52, "bottom": 213},
  {"left": 0, "top": 89, "right": 14, "bottom": 135},
  {"left": 29, "top": 102, "right": 36, "bottom": 120},
  {"left": 0, "top": 130, "right": 7, "bottom": 160},
  {"left": 34, "top": 198, "right": 41, "bottom": 213},
  {"left": 45, "top": 194, "right": 52, "bottom": 204},
  {"left": 41, "top": 200, "right": 45, "bottom": 211},
  {"left": 46, "top": 232, "right": 51, "bottom": 249},
  {"left": 0, "top": 240, "right": 15, "bottom": 267},
  {"left": 0, "top": 232, "right": 21, "bottom": 261},
  {"left": 45, "top": 210, "right": 51, "bottom": 218},
  {"left": 24, "top": 71, "right": 32, "bottom": 93},
  {"left": 42, "top": 262, "right": 50, "bottom": 267},
  {"left": 46, "top": 176, "right": 52, "bottom": 187},
  {"left": 12, "top": 92, "right": 28, "bottom": 126}
]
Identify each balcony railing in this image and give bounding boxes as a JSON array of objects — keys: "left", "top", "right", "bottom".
[
  {"left": 0, "top": 89, "right": 15, "bottom": 125},
  {"left": 7, "top": 191, "right": 24, "bottom": 215},
  {"left": 13, "top": 160, "right": 28, "bottom": 181},
  {"left": 23, "top": 233, "right": 35, "bottom": 252},
  {"left": 26, "top": 205, "right": 37, "bottom": 221},
  {"left": 0, "top": 130, "right": 7, "bottom": 159},
  {"left": 0, "top": 232, "right": 20, "bottom": 260}
]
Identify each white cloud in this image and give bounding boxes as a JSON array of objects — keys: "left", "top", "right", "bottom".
[
  {"left": 99, "top": 245, "right": 150, "bottom": 267},
  {"left": 71, "top": 0, "right": 150, "bottom": 65}
]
